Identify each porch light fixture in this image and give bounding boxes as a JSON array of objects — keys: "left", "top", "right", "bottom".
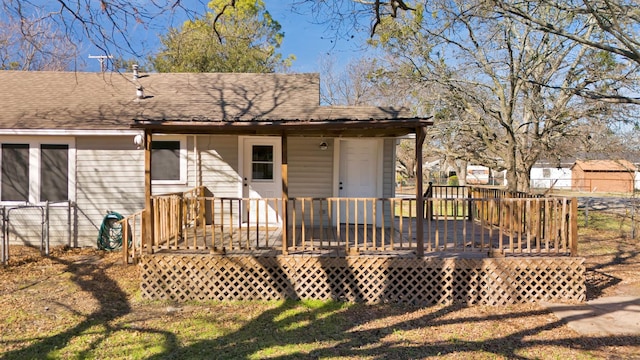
[
  {"left": 319, "top": 141, "right": 328, "bottom": 151},
  {"left": 133, "top": 134, "right": 144, "bottom": 149}
]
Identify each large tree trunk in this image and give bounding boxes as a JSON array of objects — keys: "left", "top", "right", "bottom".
[
  {"left": 456, "top": 160, "right": 468, "bottom": 186},
  {"left": 505, "top": 142, "right": 519, "bottom": 192},
  {"left": 517, "top": 166, "right": 532, "bottom": 193}
]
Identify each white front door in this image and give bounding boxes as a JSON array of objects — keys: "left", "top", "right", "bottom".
[
  {"left": 242, "top": 137, "right": 282, "bottom": 224},
  {"left": 338, "top": 139, "right": 381, "bottom": 224}
]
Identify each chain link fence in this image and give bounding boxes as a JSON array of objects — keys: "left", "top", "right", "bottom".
[{"left": 1, "top": 201, "right": 77, "bottom": 265}]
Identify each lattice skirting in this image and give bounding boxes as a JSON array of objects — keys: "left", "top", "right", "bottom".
[{"left": 139, "top": 254, "right": 585, "bottom": 305}]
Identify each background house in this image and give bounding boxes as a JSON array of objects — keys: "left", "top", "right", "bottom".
[
  {"left": 530, "top": 160, "right": 573, "bottom": 190},
  {"left": 571, "top": 159, "right": 637, "bottom": 193}
]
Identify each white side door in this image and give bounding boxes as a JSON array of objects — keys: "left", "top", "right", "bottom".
[
  {"left": 338, "top": 139, "right": 381, "bottom": 224},
  {"left": 241, "top": 137, "right": 282, "bottom": 224}
]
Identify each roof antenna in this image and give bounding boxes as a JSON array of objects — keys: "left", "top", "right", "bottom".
[{"left": 88, "top": 54, "right": 113, "bottom": 72}]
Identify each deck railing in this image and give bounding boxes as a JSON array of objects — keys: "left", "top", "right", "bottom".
[
  {"left": 118, "top": 209, "right": 143, "bottom": 263},
  {"left": 122, "top": 186, "right": 578, "bottom": 263}
]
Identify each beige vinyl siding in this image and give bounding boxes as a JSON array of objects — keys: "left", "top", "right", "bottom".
[
  {"left": 382, "top": 139, "right": 396, "bottom": 198},
  {"left": 198, "top": 135, "right": 240, "bottom": 197},
  {"left": 198, "top": 135, "right": 240, "bottom": 226},
  {"left": 76, "top": 136, "right": 144, "bottom": 247},
  {"left": 287, "top": 137, "right": 334, "bottom": 226},
  {"left": 288, "top": 137, "right": 333, "bottom": 197}
]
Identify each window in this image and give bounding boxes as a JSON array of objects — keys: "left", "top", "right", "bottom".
[
  {"left": 251, "top": 145, "right": 273, "bottom": 180},
  {"left": 0, "top": 138, "right": 74, "bottom": 203},
  {"left": 152, "top": 141, "right": 180, "bottom": 181},
  {"left": 1, "top": 144, "right": 29, "bottom": 201},
  {"left": 151, "top": 137, "right": 186, "bottom": 184},
  {"left": 40, "top": 144, "right": 69, "bottom": 201},
  {"left": 543, "top": 168, "right": 551, "bottom": 178}
]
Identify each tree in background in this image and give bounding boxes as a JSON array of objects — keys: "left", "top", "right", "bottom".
[
  {"left": 0, "top": 1, "right": 212, "bottom": 69},
  {"left": 367, "top": 0, "right": 631, "bottom": 192},
  {"left": 0, "top": 17, "right": 77, "bottom": 70},
  {"left": 150, "top": 0, "right": 293, "bottom": 73},
  {"left": 320, "top": 57, "right": 379, "bottom": 106},
  {"left": 0, "top": 0, "right": 412, "bottom": 64},
  {"left": 492, "top": 0, "right": 640, "bottom": 105}
]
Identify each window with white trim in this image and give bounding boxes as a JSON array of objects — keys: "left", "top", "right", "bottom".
[
  {"left": 0, "top": 138, "right": 74, "bottom": 203},
  {"left": 151, "top": 136, "right": 187, "bottom": 184},
  {"left": 251, "top": 145, "right": 274, "bottom": 180},
  {"left": 1, "top": 144, "right": 29, "bottom": 201},
  {"left": 40, "top": 144, "right": 69, "bottom": 201}
]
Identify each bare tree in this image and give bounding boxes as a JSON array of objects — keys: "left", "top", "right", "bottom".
[
  {"left": 490, "top": 0, "right": 640, "bottom": 105},
  {"left": 0, "top": 0, "right": 418, "bottom": 69},
  {"left": 1, "top": 0, "right": 211, "bottom": 69},
  {"left": 369, "top": 0, "right": 631, "bottom": 192},
  {"left": 0, "top": 16, "right": 77, "bottom": 70},
  {"left": 320, "top": 56, "right": 397, "bottom": 105},
  {"left": 295, "top": 0, "right": 415, "bottom": 37}
]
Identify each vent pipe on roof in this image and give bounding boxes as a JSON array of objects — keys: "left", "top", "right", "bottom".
[
  {"left": 132, "top": 64, "right": 139, "bottom": 80},
  {"left": 136, "top": 85, "right": 144, "bottom": 100}
]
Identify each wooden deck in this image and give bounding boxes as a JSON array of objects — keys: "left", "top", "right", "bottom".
[{"left": 131, "top": 186, "right": 584, "bottom": 305}]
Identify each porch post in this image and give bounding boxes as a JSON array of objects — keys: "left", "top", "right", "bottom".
[
  {"left": 415, "top": 126, "right": 427, "bottom": 257},
  {"left": 570, "top": 197, "right": 578, "bottom": 256},
  {"left": 281, "top": 135, "right": 288, "bottom": 255},
  {"left": 143, "top": 130, "right": 154, "bottom": 254}
]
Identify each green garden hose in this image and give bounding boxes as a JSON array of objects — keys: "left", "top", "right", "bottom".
[{"left": 97, "top": 211, "right": 129, "bottom": 251}]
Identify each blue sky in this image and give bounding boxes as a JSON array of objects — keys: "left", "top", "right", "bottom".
[
  {"left": 265, "top": 2, "right": 371, "bottom": 73},
  {"left": 80, "top": 1, "right": 373, "bottom": 73}
]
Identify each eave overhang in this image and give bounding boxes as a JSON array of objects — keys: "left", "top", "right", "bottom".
[{"left": 131, "top": 117, "right": 434, "bottom": 137}]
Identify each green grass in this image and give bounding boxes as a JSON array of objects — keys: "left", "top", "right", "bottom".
[
  {"left": 393, "top": 199, "right": 469, "bottom": 218},
  {"left": 0, "top": 299, "right": 357, "bottom": 360},
  {"left": 577, "top": 209, "right": 636, "bottom": 233},
  {"left": 4, "top": 294, "right": 625, "bottom": 360}
]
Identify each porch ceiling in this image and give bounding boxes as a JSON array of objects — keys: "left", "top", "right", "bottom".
[{"left": 131, "top": 118, "right": 433, "bottom": 137}]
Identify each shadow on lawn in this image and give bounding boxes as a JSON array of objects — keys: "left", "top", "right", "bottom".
[
  {"left": 139, "top": 299, "right": 640, "bottom": 360},
  {"left": 0, "top": 253, "right": 175, "bottom": 360},
  {"left": 2, "top": 243, "right": 639, "bottom": 360},
  {"left": 583, "top": 236, "right": 639, "bottom": 300}
]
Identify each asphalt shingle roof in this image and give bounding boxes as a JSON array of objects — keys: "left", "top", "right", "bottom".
[
  {"left": 572, "top": 159, "right": 637, "bottom": 172},
  {"left": 0, "top": 71, "right": 419, "bottom": 132}
]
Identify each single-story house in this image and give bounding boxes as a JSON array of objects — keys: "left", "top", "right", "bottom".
[
  {"left": 0, "top": 70, "right": 430, "bottom": 248},
  {"left": 2, "top": 70, "right": 587, "bottom": 305},
  {"left": 571, "top": 159, "right": 637, "bottom": 193}
]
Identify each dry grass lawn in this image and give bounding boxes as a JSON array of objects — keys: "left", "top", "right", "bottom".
[{"left": 1, "top": 223, "right": 639, "bottom": 359}]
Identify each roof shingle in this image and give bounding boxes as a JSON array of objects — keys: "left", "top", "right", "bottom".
[
  {"left": 572, "top": 159, "right": 637, "bottom": 172},
  {"left": 0, "top": 71, "right": 417, "bottom": 131}
]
